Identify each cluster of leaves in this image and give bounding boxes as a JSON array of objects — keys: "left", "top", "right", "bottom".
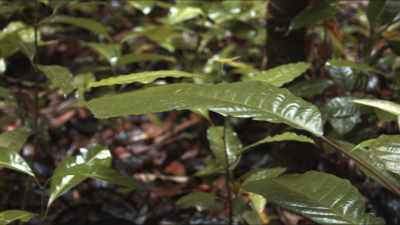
[{"left": 0, "top": 0, "right": 400, "bottom": 225}]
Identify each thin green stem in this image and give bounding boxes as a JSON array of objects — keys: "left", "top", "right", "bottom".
[{"left": 223, "top": 119, "right": 234, "bottom": 225}]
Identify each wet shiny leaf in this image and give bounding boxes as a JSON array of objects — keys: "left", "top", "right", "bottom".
[
  {"left": 243, "top": 171, "right": 385, "bottom": 225},
  {"left": 0, "top": 147, "right": 35, "bottom": 177},
  {"left": 325, "top": 96, "right": 360, "bottom": 135},
  {"left": 87, "top": 81, "right": 324, "bottom": 136},
  {"left": 353, "top": 99, "right": 400, "bottom": 116}
]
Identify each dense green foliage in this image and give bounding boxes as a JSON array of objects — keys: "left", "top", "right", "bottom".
[{"left": 0, "top": 0, "right": 400, "bottom": 225}]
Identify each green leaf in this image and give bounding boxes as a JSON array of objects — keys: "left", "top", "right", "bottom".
[
  {"left": 0, "top": 128, "right": 29, "bottom": 152},
  {"left": 243, "top": 171, "right": 385, "bottom": 225},
  {"left": 241, "top": 132, "right": 314, "bottom": 153},
  {"left": 87, "top": 43, "right": 121, "bottom": 66},
  {"left": 250, "top": 62, "right": 310, "bottom": 87},
  {"left": 88, "top": 70, "right": 195, "bottom": 88},
  {"left": 325, "top": 96, "right": 361, "bottom": 135},
  {"left": 0, "top": 147, "right": 35, "bottom": 177},
  {"left": 167, "top": 6, "right": 203, "bottom": 24},
  {"left": 329, "top": 138, "right": 400, "bottom": 195},
  {"left": 0, "top": 210, "right": 33, "bottom": 225},
  {"left": 37, "top": 64, "right": 74, "bottom": 95},
  {"left": 354, "top": 135, "right": 400, "bottom": 177},
  {"left": 326, "top": 59, "right": 381, "bottom": 74},
  {"left": 177, "top": 192, "right": 223, "bottom": 212},
  {"left": 367, "top": 0, "right": 400, "bottom": 28},
  {"left": 48, "top": 146, "right": 135, "bottom": 207},
  {"left": 353, "top": 99, "right": 400, "bottom": 116},
  {"left": 116, "top": 53, "right": 176, "bottom": 66},
  {"left": 87, "top": 81, "right": 324, "bottom": 136},
  {"left": 207, "top": 126, "right": 241, "bottom": 170},
  {"left": 241, "top": 167, "right": 286, "bottom": 187},
  {"left": 48, "top": 16, "right": 111, "bottom": 40},
  {"left": 290, "top": 0, "right": 339, "bottom": 30},
  {"left": 289, "top": 79, "right": 334, "bottom": 98}
]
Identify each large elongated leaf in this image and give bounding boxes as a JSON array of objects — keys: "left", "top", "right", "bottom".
[
  {"left": 48, "top": 16, "right": 111, "bottom": 40},
  {"left": 325, "top": 96, "right": 361, "bottom": 135},
  {"left": 88, "top": 70, "right": 195, "bottom": 88},
  {"left": 0, "top": 210, "right": 33, "bottom": 225},
  {"left": 87, "top": 81, "right": 323, "bottom": 136},
  {"left": 48, "top": 147, "right": 135, "bottom": 207},
  {"left": 0, "top": 128, "right": 29, "bottom": 152},
  {"left": 250, "top": 62, "right": 310, "bottom": 87},
  {"left": 327, "top": 138, "right": 400, "bottom": 195},
  {"left": 37, "top": 65, "right": 74, "bottom": 95},
  {"left": 367, "top": 0, "right": 400, "bottom": 28},
  {"left": 243, "top": 171, "right": 385, "bottom": 225},
  {"left": 241, "top": 132, "right": 314, "bottom": 153},
  {"left": 353, "top": 135, "right": 400, "bottom": 177},
  {"left": 290, "top": 0, "right": 339, "bottom": 30},
  {"left": 353, "top": 99, "right": 400, "bottom": 116},
  {"left": 0, "top": 147, "right": 34, "bottom": 177}
]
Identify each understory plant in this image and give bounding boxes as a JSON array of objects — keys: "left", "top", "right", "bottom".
[{"left": 0, "top": 0, "right": 400, "bottom": 225}]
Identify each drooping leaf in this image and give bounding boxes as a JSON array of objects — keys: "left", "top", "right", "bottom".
[
  {"left": 48, "top": 146, "right": 135, "bottom": 207},
  {"left": 87, "top": 43, "right": 121, "bottom": 66},
  {"left": 241, "top": 132, "right": 314, "bottom": 153},
  {"left": 88, "top": 70, "right": 195, "bottom": 88},
  {"left": 243, "top": 171, "right": 385, "bottom": 225},
  {"left": 37, "top": 65, "right": 74, "bottom": 95},
  {"left": 353, "top": 99, "right": 400, "bottom": 116},
  {"left": 325, "top": 96, "right": 361, "bottom": 135},
  {"left": 290, "top": 0, "right": 339, "bottom": 30},
  {"left": 0, "top": 128, "right": 29, "bottom": 152},
  {"left": 289, "top": 79, "right": 334, "bottom": 98},
  {"left": 0, "top": 147, "right": 35, "bottom": 177},
  {"left": 48, "top": 15, "right": 111, "bottom": 40},
  {"left": 0, "top": 210, "right": 33, "bottom": 225},
  {"left": 177, "top": 192, "right": 223, "bottom": 212},
  {"left": 116, "top": 53, "right": 176, "bottom": 66},
  {"left": 87, "top": 81, "right": 324, "bottom": 136},
  {"left": 167, "top": 6, "right": 203, "bottom": 24},
  {"left": 250, "top": 62, "right": 310, "bottom": 87}
]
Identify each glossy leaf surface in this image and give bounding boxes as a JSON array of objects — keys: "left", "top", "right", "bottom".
[
  {"left": 0, "top": 210, "right": 33, "bottom": 225},
  {"left": 48, "top": 147, "right": 135, "bottom": 207},
  {"left": 325, "top": 96, "right": 360, "bottom": 135},
  {"left": 37, "top": 65, "right": 74, "bottom": 95},
  {"left": 88, "top": 70, "right": 195, "bottom": 88},
  {"left": 0, "top": 147, "right": 34, "bottom": 177},
  {"left": 250, "top": 62, "right": 310, "bottom": 87},
  {"left": 353, "top": 99, "right": 400, "bottom": 116},
  {"left": 243, "top": 171, "right": 385, "bottom": 225},
  {"left": 87, "top": 81, "right": 324, "bottom": 136}
]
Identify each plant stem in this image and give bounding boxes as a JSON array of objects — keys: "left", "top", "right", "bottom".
[{"left": 223, "top": 119, "right": 234, "bottom": 225}]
